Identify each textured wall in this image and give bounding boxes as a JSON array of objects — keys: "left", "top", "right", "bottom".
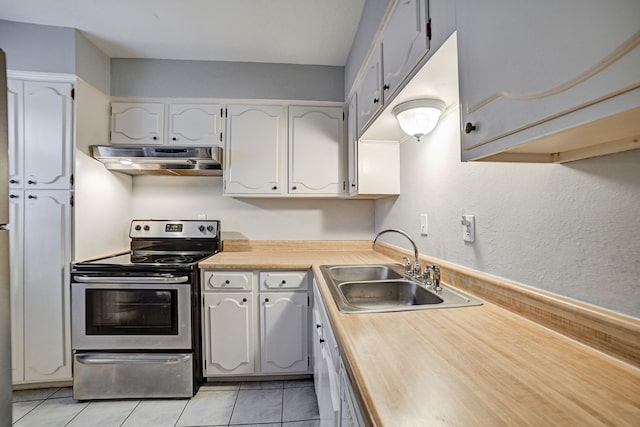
[
  {"left": 131, "top": 176, "right": 375, "bottom": 240},
  {"left": 111, "top": 59, "right": 344, "bottom": 101},
  {"left": 374, "top": 108, "right": 640, "bottom": 317}
]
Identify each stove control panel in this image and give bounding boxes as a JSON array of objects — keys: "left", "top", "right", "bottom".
[{"left": 130, "top": 220, "right": 220, "bottom": 238}]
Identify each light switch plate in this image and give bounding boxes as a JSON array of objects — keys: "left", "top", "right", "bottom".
[
  {"left": 462, "top": 214, "right": 475, "bottom": 242},
  {"left": 420, "top": 214, "right": 428, "bottom": 235}
]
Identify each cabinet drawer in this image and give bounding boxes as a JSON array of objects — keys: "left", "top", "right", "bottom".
[
  {"left": 203, "top": 271, "right": 253, "bottom": 291},
  {"left": 259, "top": 271, "right": 308, "bottom": 291}
]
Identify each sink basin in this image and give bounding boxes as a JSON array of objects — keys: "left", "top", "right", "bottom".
[
  {"left": 339, "top": 280, "right": 443, "bottom": 309},
  {"left": 319, "top": 264, "right": 482, "bottom": 313},
  {"left": 324, "top": 265, "right": 403, "bottom": 282}
]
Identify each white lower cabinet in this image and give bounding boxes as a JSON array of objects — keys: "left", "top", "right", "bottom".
[
  {"left": 203, "top": 293, "right": 254, "bottom": 376},
  {"left": 313, "top": 279, "right": 363, "bottom": 426},
  {"left": 202, "top": 270, "right": 310, "bottom": 377},
  {"left": 260, "top": 292, "right": 308, "bottom": 373}
]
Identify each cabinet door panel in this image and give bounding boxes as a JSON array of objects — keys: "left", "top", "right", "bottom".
[
  {"left": 23, "top": 81, "right": 73, "bottom": 189},
  {"left": 168, "top": 103, "right": 221, "bottom": 145},
  {"left": 260, "top": 271, "right": 308, "bottom": 291},
  {"left": 357, "top": 46, "right": 383, "bottom": 134},
  {"left": 288, "top": 106, "right": 344, "bottom": 195},
  {"left": 7, "top": 79, "right": 24, "bottom": 189},
  {"left": 204, "top": 271, "right": 252, "bottom": 291},
  {"left": 23, "top": 190, "right": 71, "bottom": 381},
  {"left": 111, "top": 103, "right": 164, "bottom": 145},
  {"left": 225, "top": 105, "right": 283, "bottom": 194},
  {"left": 382, "top": 0, "right": 429, "bottom": 100},
  {"left": 457, "top": 0, "right": 640, "bottom": 157},
  {"left": 8, "top": 191, "right": 24, "bottom": 382},
  {"left": 204, "top": 293, "right": 254, "bottom": 376},
  {"left": 260, "top": 292, "right": 308, "bottom": 373}
]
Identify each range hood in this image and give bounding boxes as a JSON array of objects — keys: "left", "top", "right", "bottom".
[{"left": 91, "top": 145, "right": 223, "bottom": 176}]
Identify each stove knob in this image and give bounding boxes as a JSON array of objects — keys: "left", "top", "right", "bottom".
[
  {"left": 198, "top": 225, "right": 205, "bottom": 232},
  {"left": 143, "top": 225, "right": 150, "bottom": 231},
  {"left": 207, "top": 225, "right": 214, "bottom": 232},
  {"left": 135, "top": 225, "right": 142, "bottom": 231}
]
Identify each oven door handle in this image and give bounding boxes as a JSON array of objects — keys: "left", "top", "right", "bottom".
[
  {"left": 73, "top": 275, "right": 189, "bottom": 284},
  {"left": 75, "top": 354, "right": 191, "bottom": 365}
]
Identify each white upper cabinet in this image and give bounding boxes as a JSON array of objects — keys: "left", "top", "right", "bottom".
[
  {"left": 224, "top": 104, "right": 284, "bottom": 195},
  {"left": 347, "top": 95, "right": 358, "bottom": 195},
  {"left": 357, "top": 46, "right": 383, "bottom": 134},
  {"left": 288, "top": 106, "right": 345, "bottom": 195},
  {"left": 110, "top": 102, "right": 164, "bottom": 145},
  {"left": 167, "top": 103, "right": 221, "bottom": 145},
  {"left": 457, "top": 0, "right": 640, "bottom": 162},
  {"left": 11, "top": 81, "right": 73, "bottom": 190},
  {"left": 381, "top": 0, "right": 430, "bottom": 101}
]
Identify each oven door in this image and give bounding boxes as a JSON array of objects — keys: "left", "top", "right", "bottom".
[{"left": 72, "top": 274, "right": 192, "bottom": 350}]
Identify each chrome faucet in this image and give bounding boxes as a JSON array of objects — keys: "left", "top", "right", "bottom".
[
  {"left": 431, "top": 264, "right": 442, "bottom": 292},
  {"left": 372, "top": 229, "right": 421, "bottom": 277}
]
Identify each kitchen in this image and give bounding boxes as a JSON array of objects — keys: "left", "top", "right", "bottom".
[{"left": 1, "top": 0, "right": 639, "bottom": 426}]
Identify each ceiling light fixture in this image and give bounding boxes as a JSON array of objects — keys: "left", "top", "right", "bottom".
[{"left": 393, "top": 99, "right": 446, "bottom": 141}]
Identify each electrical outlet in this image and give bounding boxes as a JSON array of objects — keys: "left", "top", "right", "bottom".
[
  {"left": 462, "top": 214, "right": 475, "bottom": 242},
  {"left": 420, "top": 214, "right": 428, "bottom": 235}
]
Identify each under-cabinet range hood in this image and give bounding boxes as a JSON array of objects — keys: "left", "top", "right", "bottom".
[{"left": 90, "top": 145, "right": 223, "bottom": 176}]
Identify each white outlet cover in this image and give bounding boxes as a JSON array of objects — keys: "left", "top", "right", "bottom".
[
  {"left": 420, "top": 214, "right": 428, "bottom": 235},
  {"left": 462, "top": 214, "right": 475, "bottom": 242}
]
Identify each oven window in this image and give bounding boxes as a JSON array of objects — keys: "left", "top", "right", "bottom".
[{"left": 85, "top": 289, "right": 178, "bottom": 335}]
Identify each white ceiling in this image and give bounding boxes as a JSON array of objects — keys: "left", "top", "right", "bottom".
[{"left": 0, "top": 0, "right": 366, "bottom": 66}]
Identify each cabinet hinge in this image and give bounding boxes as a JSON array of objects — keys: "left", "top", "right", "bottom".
[
  {"left": 426, "top": 18, "right": 432, "bottom": 40},
  {"left": 220, "top": 107, "right": 223, "bottom": 117},
  {"left": 70, "top": 174, "right": 74, "bottom": 187},
  {"left": 71, "top": 88, "right": 75, "bottom": 100},
  {"left": 308, "top": 295, "right": 310, "bottom": 307},
  {"left": 219, "top": 132, "right": 223, "bottom": 142},
  {"left": 225, "top": 108, "right": 228, "bottom": 118},
  {"left": 343, "top": 111, "right": 345, "bottom": 120},
  {"left": 70, "top": 194, "right": 75, "bottom": 207},
  {"left": 308, "top": 356, "right": 310, "bottom": 367}
]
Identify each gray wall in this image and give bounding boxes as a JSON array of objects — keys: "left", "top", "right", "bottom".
[
  {"left": 0, "top": 20, "right": 75, "bottom": 74},
  {"left": 0, "top": 20, "right": 110, "bottom": 93},
  {"left": 375, "top": 107, "right": 640, "bottom": 318},
  {"left": 111, "top": 59, "right": 344, "bottom": 101},
  {"left": 74, "top": 31, "right": 110, "bottom": 94}
]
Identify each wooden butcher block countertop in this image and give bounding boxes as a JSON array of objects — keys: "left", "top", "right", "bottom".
[{"left": 200, "top": 243, "right": 640, "bottom": 426}]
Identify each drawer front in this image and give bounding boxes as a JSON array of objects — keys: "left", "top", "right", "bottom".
[
  {"left": 203, "top": 271, "right": 253, "bottom": 291},
  {"left": 259, "top": 271, "right": 308, "bottom": 291}
]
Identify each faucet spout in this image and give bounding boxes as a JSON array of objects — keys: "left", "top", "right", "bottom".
[{"left": 372, "top": 229, "right": 420, "bottom": 276}]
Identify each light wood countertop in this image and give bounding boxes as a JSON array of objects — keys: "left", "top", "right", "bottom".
[{"left": 200, "top": 245, "right": 640, "bottom": 426}]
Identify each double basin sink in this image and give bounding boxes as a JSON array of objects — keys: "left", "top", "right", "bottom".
[{"left": 319, "top": 264, "right": 482, "bottom": 313}]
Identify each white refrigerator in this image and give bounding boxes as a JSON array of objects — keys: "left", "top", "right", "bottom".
[{"left": 0, "top": 48, "right": 13, "bottom": 425}]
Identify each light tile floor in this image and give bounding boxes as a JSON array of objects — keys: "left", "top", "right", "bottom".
[{"left": 12, "top": 379, "right": 320, "bottom": 427}]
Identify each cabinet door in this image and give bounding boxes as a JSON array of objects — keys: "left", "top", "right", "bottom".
[
  {"left": 167, "top": 103, "right": 221, "bottom": 146},
  {"left": 224, "top": 105, "right": 283, "bottom": 195},
  {"left": 23, "top": 81, "right": 73, "bottom": 189},
  {"left": 110, "top": 102, "right": 164, "bottom": 145},
  {"left": 23, "top": 190, "right": 72, "bottom": 381},
  {"left": 288, "top": 106, "right": 345, "bottom": 195},
  {"left": 457, "top": 0, "right": 640, "bottom": 160},
  {"left": 8, "top": 190, "right": 24, "bottom": 383},
  {"left": 7, "top": 79, "right": 24, "bottom": 189},
  {"left": 357, "top": 46, "right": 383, "bottom": 135},
  {"left": 203, "top": 293, "right": 254, "bottom": 376},
  {"left": 381, "top": 0, "right": 430, "bottom": 101},
  {"left": 260, "top": 292, "right": 309, "bottom": 374},
  {"left": 347, "top": 95, "right": 358, "bottom": 195}
]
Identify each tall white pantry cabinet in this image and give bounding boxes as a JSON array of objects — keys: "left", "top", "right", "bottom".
[{"left": 7, "top": 76, "right": 74, "bottom": 384}]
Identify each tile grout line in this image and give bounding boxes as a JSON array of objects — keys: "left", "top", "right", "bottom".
[
  {"left": 226, "top": 388, "right": 242, "bottom": 426},
  {"left": 119, "top": 400, "right": 142, "bottom": 427}
]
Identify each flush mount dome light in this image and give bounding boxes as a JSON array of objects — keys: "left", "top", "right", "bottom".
[{"left": 393, "top": 99, "right": 446, "bottom": 141}]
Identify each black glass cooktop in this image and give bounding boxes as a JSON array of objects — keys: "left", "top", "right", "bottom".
[{"left": 73, "top": 251, "right": 215, "bottom": 270}]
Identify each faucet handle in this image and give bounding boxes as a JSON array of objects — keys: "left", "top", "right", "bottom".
[
  {"left": 431, "top": 264, "right": 442, "bottom": 292},
  {"left": 413, "top": 260, "right": 421, "bottom": 277},
  {"left": 422, "top": 265, "right": 432, "bottom": 287},
  {"left": 401, "top": 256, "right": 412, "bottom": 274}
]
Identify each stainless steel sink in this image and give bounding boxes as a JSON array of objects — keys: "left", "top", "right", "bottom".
[
  {"left": 323, "top": 265, "right": 403, "bottom": 282},
  {"left": 319, "top": 264, "right": 482, "bottom": 314}
]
